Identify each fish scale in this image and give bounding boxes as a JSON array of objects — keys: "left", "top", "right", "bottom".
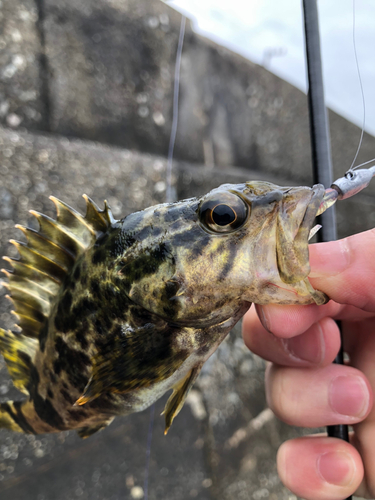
[{"left": 0, "top": 180, "right": 333, "bottom": 437}]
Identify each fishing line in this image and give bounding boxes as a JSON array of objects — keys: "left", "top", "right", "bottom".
[
  {"left": 353, "top": 157, "right": 375, "bottom": 169},
  {"left": 166, "top": 15, "right": 186, "bottom": 203},
  {"left": 143, "top": 403, "right": 155, "bottom": 500},
  {"left": 348, "top": 0, "right": 366, "bottom": 172},
  {"left": 143, "top": 15, "right": 186, "bottom": 500}
]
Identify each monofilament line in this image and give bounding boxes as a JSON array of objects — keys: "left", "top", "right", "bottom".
[
  {"left": 166, "top": 15, "right": 186, "bottom": 203},
  {"left": 349, "top": 0, "right": 366, "bottom": 172},
  {"left": 353, "top": 157, "right": 375, "bottom": 170},
  {"left": 143, "top": 403, "right": 155, "bottom": 500},
  {"left": 143, "top": 16, "right": 186, "bottom": 500}
]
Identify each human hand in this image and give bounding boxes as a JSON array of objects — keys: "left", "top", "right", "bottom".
[{"left": 242, "top": 229, "right": 375, "bottom": 499}]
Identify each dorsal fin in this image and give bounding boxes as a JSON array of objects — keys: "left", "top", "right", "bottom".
[{"left": 0, "top": 195, "right": 114, "bottom": 392}]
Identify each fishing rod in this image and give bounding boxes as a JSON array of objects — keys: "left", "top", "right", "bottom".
[{"left": 302, "top": 1, "right": 350, "bottom": 499}]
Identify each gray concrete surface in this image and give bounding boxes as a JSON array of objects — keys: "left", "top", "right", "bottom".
[
  {"left": 2, "top": 0, "right": 375, "bottom": 177},
  {"left": 0, "top": 0, "right": 48, "bottom": 130},
  {"left": 0, "top": 0, "right": 374, "bottom": 499}
]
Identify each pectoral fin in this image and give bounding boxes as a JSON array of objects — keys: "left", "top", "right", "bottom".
[
  {"left": 163, "top": 364, "right": 203, "bottom": 435},
  {"left": 75, "top": 322, "right": 188, "bottom": 406}
]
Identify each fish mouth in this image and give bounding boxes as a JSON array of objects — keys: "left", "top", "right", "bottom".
[
  {"left": 277, "top": 184, "right": 339, "bottom": 285},
  {"left": 308, "top": 187, "right": 339, "bottom": 240},
  {"left": 276, "top": 184, "right": 327, "bottom": 285},
  {"left": 300, "top": 184, "right": 325, "bottom": 239},
  {"left": 293, "top": 184, "right": 338, "bottom": 240},
  {"left": 316, "top": 187, "right": 339, "bottom": 216}
]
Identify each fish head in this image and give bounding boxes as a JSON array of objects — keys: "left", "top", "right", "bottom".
[{"left": 120, "top": 180, "right": 328, "bottom": 328}]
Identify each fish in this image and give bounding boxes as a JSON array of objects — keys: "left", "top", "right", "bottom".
[{"left": 0, "top": 180, "right": 334, "bottom": 438}]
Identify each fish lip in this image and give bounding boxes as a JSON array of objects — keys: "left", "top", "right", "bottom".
[
  {"left": 299, "top": 183, "right": 326, "bottom": 235},
  {"left": 316, "top": 187, "right": 339, "bottom": 216},
  {"left": 274, "top": 183, "right": 326, "bottom": 286}
]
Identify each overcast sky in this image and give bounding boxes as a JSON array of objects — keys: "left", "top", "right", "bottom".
[{"left": 166, "top": 0, "right": 375, "bottom": 139}]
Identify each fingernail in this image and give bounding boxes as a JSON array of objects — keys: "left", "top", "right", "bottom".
[
  {"left": 309, "top": 239, "right": 350, "bottom": 277},
  {"left": 257, "top": 306, "right": 272, "bottom": 333},
  {"left": 329, "top": 375, "right": 369, "bottom": 418},
  {"left": 317, "top": 451, "right": 355, "bottom": 486},
  {"left": 285, "top": 322, "right": 324, "bottom": 364}
]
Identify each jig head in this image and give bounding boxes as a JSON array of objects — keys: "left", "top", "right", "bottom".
[
  {"left": 316, "top": 166, "right": 375, "bottom": 218},
  {"left": 332, "top": 166, "right": 375, "bottom": 200}
]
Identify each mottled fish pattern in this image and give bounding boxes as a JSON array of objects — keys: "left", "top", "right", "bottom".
[{"left": 0, "top": 181, "right": 328, "bottom": 437}]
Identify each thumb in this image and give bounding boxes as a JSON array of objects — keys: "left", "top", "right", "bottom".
[{"left": 308, "top": 228, "right": 375, "bottom": 312}]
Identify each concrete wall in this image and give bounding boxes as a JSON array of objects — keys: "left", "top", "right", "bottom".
[{"left": 0, "top": 1, "right": 374, "bottom": 499}]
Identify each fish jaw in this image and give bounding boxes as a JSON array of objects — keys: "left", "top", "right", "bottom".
[
  {"left": 236, "top": 183, "right": 329, "bottom": 305},
  {"left": 317, "top": 187, "right": 339, "bottom": 215},
  {"left": 275, "top": 183, "right": 325, "bottom": 285}
]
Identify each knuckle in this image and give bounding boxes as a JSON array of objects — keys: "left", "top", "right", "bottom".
[{"left": 267, "top": 366, "right": 301, "bottom": 423}]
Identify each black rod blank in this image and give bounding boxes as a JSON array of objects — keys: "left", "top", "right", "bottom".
[
  {"left": 303, "top": 0, "right": 336, "bottom": 240},
  {"left": 302, "top": 2, "right": 351, "bottom": 499}
]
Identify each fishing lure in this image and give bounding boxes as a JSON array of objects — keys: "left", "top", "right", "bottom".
[{"left": 0, "top": 169, "right": 373, "bottom": 438}]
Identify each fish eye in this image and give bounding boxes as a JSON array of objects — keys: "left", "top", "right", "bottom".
[
  {"left": 212, "top": 204, "right": 236, "bottom": 226},
  {"left": 199, "top": 192, "right": 248, "bottom": 233}
]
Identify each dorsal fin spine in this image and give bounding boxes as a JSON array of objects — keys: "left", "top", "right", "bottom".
[
  {"left": 29, "top": 211, "right": 87, "bottom": 251},
  {"left": 6, "top": 273, "right": 56, "bottom": 297},
  {"left": 83, "top": 195, "right": 115, "bottom": 229},
  {"left": 1, "top": 196, "right": 114, "bottom": 393},
  {"left": 15, "top": 225, "right": 76, "bottom": 264},
  {"left": 50, "top": 197, "right": 98, "bottom": 236},
  {"left": 12, "top": 243, "right": 69, "bottom": 274},
  {"left": 3, "top": 258, "right": 62, "bottom": 286},
  {"left": 6, "top": 284, "right": 51, "bottom": 307},
  {"left": 6, "top": 288, "right": 50, "bottom": 317},
  {"left": 8, "top": 299, "right": 46, "bottom": 323},
  {"left": 9, "top": 241, "right": 68, "bottom": 280}
]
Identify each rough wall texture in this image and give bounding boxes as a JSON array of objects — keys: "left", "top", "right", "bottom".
[
  {"left": 0, "top": 0, "right": 374, "bottom": 499},
  {"left": 2, "top": 0, "right": 375, "bottom": 176},
  {"left": 0, "top": 0, "right": 48, "bottom": 130}
]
